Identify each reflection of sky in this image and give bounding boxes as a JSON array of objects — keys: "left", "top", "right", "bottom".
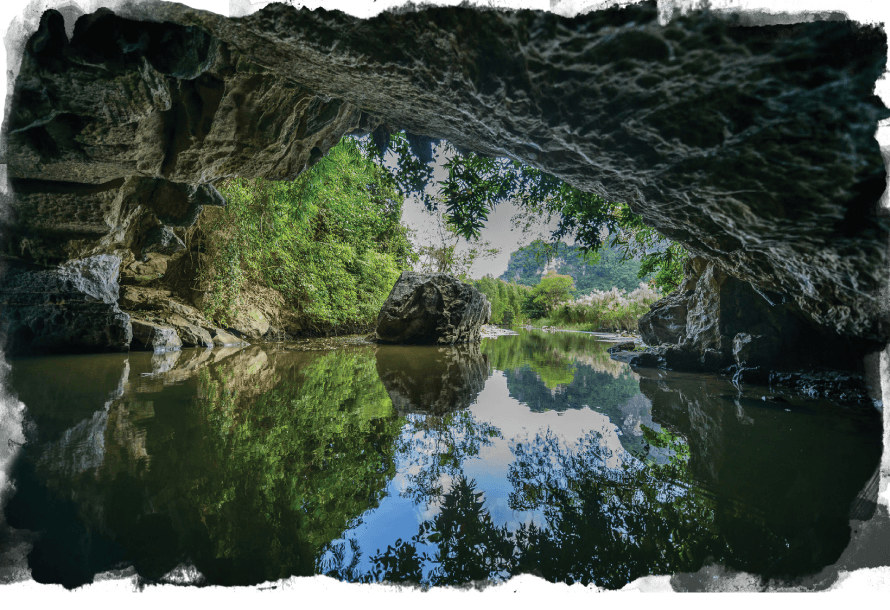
[{"left": 325, "top": 366, "right": 648, "bottom": 577}]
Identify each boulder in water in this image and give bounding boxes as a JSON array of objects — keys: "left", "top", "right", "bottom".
[{"left": 376, "top": 272, "right": 491, "bottom": 345}]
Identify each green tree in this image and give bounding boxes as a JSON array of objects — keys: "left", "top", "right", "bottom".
[
  {"left": 411, "top": 198, "right": 499, "bottom": 279},
  {"left": 529, "top": 273, "right": 575, "bottom": 316},
  {"left": 469, "top": 276, "right": 531, "bottom": 325},
  {"left": 200, "top": 137, "right": 412, "bottom": 331},
  {"left": 375, "top": 134, "right": 688, "bottom": 294}
]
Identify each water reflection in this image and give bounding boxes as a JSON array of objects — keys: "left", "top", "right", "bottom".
[
  {"left": 376, "top": 344, "right": 488, "bottom": 414},
  {"left": 0, "top": 330, "right": 882, "bottom": 588}
]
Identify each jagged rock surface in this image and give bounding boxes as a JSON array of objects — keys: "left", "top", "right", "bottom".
[
  {"left": 130, "top": 319, "right": 182, "bottom": 352},
  {"left": 631, "top": 256, "right": 877, "bottom": 379},
  {"left": 0, "top": 254, "right": 132, "bottom": 354},
  {"left": 1, "top": 1, "right": 888, "bottom": 363},
  {"left": 376, "top": 272, "right": 491, "bottom": 345}
]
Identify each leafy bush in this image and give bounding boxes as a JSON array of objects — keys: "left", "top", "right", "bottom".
[
  {"left": 470, "top": 276, "right": 532, "bottom": 325},
  {"left": 199, "top": 137, "right": 412, "bottom": 331},
  {"left": 528, "top": 273, "right": 575, "bottom": 316}
]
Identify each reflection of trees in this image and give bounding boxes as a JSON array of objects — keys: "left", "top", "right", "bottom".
[
  {"left": 10, "top": 347, "right": 405, "bottom": 587},
  {"left": 507, "top": 428, "right": 719, "bottom": 587},
  {"left": 483, "top": 330, "right": 631, "bottom": 383},
  {"left": 324, "top": 475, "right": 514, "bottom": 587},
  {"left": 324, "top": 428, "right": 721, "bottom": 589},
  {"left": 394, "top": 410, "right": 500, "bottom": 504},
  {"left": 187, "top": 348, "right": 401, "bottom": 572}
]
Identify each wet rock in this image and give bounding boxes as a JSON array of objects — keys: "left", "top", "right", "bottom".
[
  {"left": 0, "top": 255, "right": 132, "bottom": 355},
  {"left": 211, "top": 328, "right": 249, "bottom": 347},
  {"left": 607, "top": 341, "right": 637, "bottom": 354},
  {"left": 130, "top": 319, "right": 182, "bottom": 352},
  {"left": 376, "top": 272, "right": 491, "bottom": 345},
  {"left": 375, "top": 343, "right": 489, "bottom": 414}
]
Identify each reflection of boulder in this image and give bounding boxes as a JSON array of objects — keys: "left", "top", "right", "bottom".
[
  {"left": 376, "top": 272, "right": 491, "bottom": 345},
  {"left": 375, "top": 344, "right": 489, "bottom": 414}
]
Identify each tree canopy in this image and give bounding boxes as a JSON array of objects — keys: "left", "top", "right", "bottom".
[{"left": 367, "top": 132, "right": 687, "bottom": 293}]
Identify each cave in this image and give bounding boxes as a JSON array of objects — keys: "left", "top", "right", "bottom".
[
  {"left": 1, "top": 0, "right": 889, "bottom": 590},
  {"left": 1, "top": 0, "right": 887, "bottom": 389}
]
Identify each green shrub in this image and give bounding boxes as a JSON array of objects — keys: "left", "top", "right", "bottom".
[
  {"left": 469, "top": 277, "right": 532, "bottom": 326},
  {"left": 199, "top": 137, "right": 411, "bottom": 331}
]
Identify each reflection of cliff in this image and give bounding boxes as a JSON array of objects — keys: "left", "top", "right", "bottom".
[
  {"left": 6, "top": 345, "right": 404, "bottom": 587},
  {"left": 503, "top": 364, "right": 647, "bottom": 455},
  {"left": 375, "top": 344, "right": 489, "bottom": 415},
  {"left": 638, "top": 369, "right": 883, "bottom": 578}
]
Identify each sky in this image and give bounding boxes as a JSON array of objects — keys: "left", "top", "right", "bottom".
[{"left": 392, "top": 144, "right": 563, "bottom": 280}]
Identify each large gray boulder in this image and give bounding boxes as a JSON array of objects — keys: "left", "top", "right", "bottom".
[
  {"left": 376, "top": 272, "right": 491, "bottom": 345},
  {"left": 0, "top": 255, "right": 132, "bottom": 355}
]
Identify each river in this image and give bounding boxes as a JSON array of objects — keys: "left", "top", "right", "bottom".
[{"left": 0, "top": 329, "right": 881, "bottom": 588}]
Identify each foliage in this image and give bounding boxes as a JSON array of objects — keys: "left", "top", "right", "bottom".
[
  {"left": 189, "top": 349, "right": 403, "bottom": 577},
  {"left": 327, "top": 425, "right": 720, "bottom": 588},
  {"left": 199, "top": 137, "right": 412, "bottom": 331},
  {"left": 469, "top": 276, "right": 532, "bottom": 325},
  {"left": 395, "top": 409, "right": 501, "bottom": 505},
  {"left": 607, "top": 204, "right": 689, "bottom": 293},
  {"left": 528, "top": 272, "right": 575, "bottom": 316},
  {"left": 411, "top": 198, "right": 499, "bottom": 278},
  {"left": 540, "top": 283, "right": 662, "bottom": 332},
  {"left": 481, "top": 329, "right": 642, "bottom": 423},
  {"left": 376, "top": 133, "right": 688, "bottom": 294}
]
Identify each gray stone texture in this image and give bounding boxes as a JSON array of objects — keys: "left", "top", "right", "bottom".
[
  {"left": 376, "top": 272, "right": 491, "bottom": 345},
  {"left": 1, "top": 1, "right": 887, "bottom": 366},
  {"left": 0, "top": 255, "right": 132, "bottom": 354}
]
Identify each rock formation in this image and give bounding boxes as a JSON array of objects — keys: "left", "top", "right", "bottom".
[
  {"left": 1, "top": 1, "right": 887, "bottom": 371},
  {"left": 376, "top": 272, "right": 491, "bottom": 345},
  {"left": 0, "top": 254, "right": 131, "bottom": 354},
  {"left": 629, "top": 256, "right": 879, "bottom": 381}
]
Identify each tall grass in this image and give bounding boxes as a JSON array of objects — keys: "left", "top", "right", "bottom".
[{"left": 536, "top": 283, "right": 661, "bottom": 332}]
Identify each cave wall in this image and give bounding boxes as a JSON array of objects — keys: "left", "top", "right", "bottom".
[{"left": 1, "top": 0, "right": 888, "bottom": 360}]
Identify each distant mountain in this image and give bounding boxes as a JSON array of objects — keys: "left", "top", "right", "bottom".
[{"left": 500, "top": 241, "right": 646, "bottom": 293}]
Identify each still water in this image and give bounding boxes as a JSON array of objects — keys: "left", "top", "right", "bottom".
[{"left": 0, "top": 330, "right": 881, "bottom": 588}]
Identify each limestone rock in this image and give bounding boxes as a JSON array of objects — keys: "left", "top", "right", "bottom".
[
  {"left": 211, "top": 328, "right": 249, "bottom": 347},
  {"left": 0, "top": 255, "right": 132, "bottom": 355},
  {"left": 634, "top": 257, "right": 876, "bottom": 378},
  {"left": 171, "top": 322, "right": 213, "bottom": 348},
  {"left": 130, "top": 319, "right": 182, "bottom": 352},
  {"left": 141, "top": 226, "right": 186, "bottom": 259},
  {"left": 2, "top": 1, "right": 888, "bottom": 366},
  {"left": 230, "top": 308, "right": 271, "bottom": 339},
  {"left": 376, "top": 272, "right": 491, "bottom": 345}
]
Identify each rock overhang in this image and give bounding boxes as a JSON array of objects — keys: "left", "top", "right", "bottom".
[{"left": 1, "top": 0, "right": 888, "bottom": 348}]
